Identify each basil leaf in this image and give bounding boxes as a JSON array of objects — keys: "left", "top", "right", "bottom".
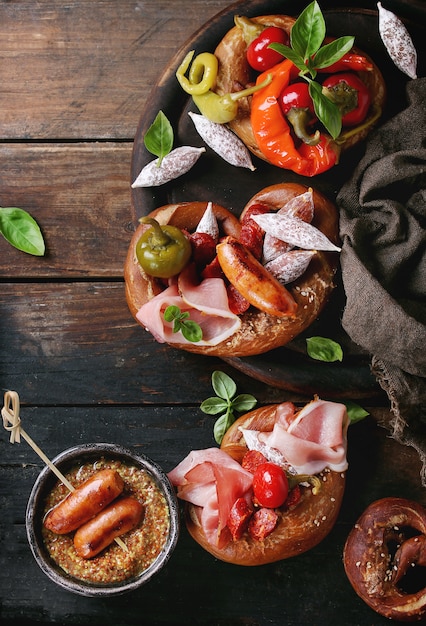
[
  {"left": 212, "top": 370, "right": 236, "bottom": 401},
  {"left": 181, "top": 319, "right": 203, "bottom": 343},
  {"left": 291, "top": 1, "right": 325, "bottom": 61},
  {"left": 306, "top": 336, "right": 343, "bottom": 362},
  {"left": 172, "top": 318, "right": 181, "bottom": 334},
  {"left": 309, "top": 80, "right": 342, "bottom": 139},
  {"left": 163, "top": 305, "right": 203, "bottom": 342},
  {"left": 200, "top": 397, "right": 229, "bottom": 415},
  {"left": 163, "top": 305, "right": 180, "bottom": 322},
  {"left": 345, "top": 401, "right": 369, "bottom": 424},
  {"left": 313, "top": 36, "right": 355, "bottom": 69},
  {"left": 268, "top": 43, "right": 307, "bottom": 73},
  {"left": 144, "top": 110, "right": 174, "bottom": 166},
  {"left": 213, "top": 413, "right": 231, "bottom": 445},
  {"left": 0, "top": 207, "right": 45, "bottom": 256},
  {"left": 201, "top": 372, "right": 259, "bottom": 443},
  {"left": 231, "top": 394, "right": 257, "bottom": 413}
]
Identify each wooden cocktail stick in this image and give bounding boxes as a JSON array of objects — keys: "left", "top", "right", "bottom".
[
  {"left": 2, "top": 390, "right": 75, "bottom": 491},
  {"left": 2, "top": 390, "right": 128, "bottom": 552}
]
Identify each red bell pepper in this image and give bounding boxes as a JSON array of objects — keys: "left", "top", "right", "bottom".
[
  {"left": 322, "top": 72, "right": 371, "bottom": 127},
  {"left": 279, "top": 81, "right": 319, "bottom": 146},
  {"left": 317, "top": 52, "right": 373, "bottom": 73},
  {"left": 250, "top": 60, "right": 339, "bottom": 176}
]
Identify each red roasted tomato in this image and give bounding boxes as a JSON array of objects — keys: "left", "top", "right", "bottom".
[{"left": 252, "top": 462, "right": 289, "bottom": 508}]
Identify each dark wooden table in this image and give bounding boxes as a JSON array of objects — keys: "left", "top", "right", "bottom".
[{"left": 1, "top": 1, "right": 424, "bottom": 624}]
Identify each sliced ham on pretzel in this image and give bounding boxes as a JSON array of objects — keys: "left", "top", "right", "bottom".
[
  {"left": 124, "top": 183, "right": 340, "bottom": 357},
  {"left": 168, "top": 398, "right": 348, "bottom": 566}
]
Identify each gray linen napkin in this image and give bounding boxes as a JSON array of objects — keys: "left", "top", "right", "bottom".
[{"left": 337, "top": 77, "right": 426, "bottom": 483}]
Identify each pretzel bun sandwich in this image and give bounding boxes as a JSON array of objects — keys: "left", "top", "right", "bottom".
[
  {"left": 177, "top": 3, "right": 386, "bottom": 176},
  {"left": 124, "top": 182, "right": 340, "bottom": 357},
  {"left": 168, "top": 398, "right": 348, "bottom": 565}
]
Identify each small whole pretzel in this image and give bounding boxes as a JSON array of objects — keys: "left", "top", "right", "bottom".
[{"left": 343, "top": 497, "right": 426, "bottom": 622}]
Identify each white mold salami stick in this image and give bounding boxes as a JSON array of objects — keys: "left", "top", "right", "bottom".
[
  {"left": 264, "top": 250, "right": 316, "bottom": 284},
  {"left": 263, "top": 190, "right": 315, "bottom": 263},
  {"left": 252, "top": 213, "right": 341, "bottom": 252},
  {"left": 195, "top": 202, "right": 219, "bottom": 241},
  {"left": 377, "top": 2, "right": 417, "bottom": 79}
]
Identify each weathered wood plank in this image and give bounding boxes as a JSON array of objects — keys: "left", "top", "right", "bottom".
[
  {"left": 0, "top": 143, "right": 134, "bottom": 277},
  {"left": 0, "top": 281, "right": 297, "bottom": 406},
  {"left": 0, "top": 0, "right": 232, "bottom": 140}
]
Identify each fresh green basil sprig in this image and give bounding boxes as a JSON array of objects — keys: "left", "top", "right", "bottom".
[
  {"left": 0, "top": 206, "right": 45, "bottom": 256},
  {"left": 269, "top": 0, "right": 355, "bottom": 138},
  {"left": 164, "top": 305, "right": 203, "bottom": 343},
  {"left": 201, "top": 371, "right": 257, "bottom": 444},
  {"left": 144, "top": 110, "right": 174, "bottom": 166}
]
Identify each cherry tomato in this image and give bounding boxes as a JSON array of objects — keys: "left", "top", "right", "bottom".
[
  {"left": 247, "top": 26, "right": 289, "bottom": 72},
  {"left": 279, "top": 81, "right": 316, "bottom": 118},
  {"left": 322, "top": 72, "right": 371, "bottom": 127},
  {"left": 252, "top": 462, "right": 289, "bottom": 508}
]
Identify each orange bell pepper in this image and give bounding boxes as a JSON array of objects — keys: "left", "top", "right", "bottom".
[{"left": 250, "top": 59, "right": 340, "bottom": 177}]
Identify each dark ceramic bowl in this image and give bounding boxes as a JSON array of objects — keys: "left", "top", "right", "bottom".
[{"left": 26, "top": 443, "right": 179, "bottom": 596}]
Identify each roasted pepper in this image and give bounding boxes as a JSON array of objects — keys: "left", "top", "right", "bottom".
[
  {"left": 176, "top": 50, "right": 272, "bottom": 124},
  {"left": 250, "top": 59, "right": 339, "bottom": 176},
  {"left": 136, "top": 217, "right": 191, "bottom": 278},
  {"left": 322, "top": 72, "right": 371, "bottom": 127},
  {"left": 279, "top": 82, "right": 320, "bottom": 146},
  {"left": 317, "top": 52, "right": 374, "bottom": 73}
]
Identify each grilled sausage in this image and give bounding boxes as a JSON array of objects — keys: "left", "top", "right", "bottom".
[
  {"left": 73, "top": 497, "right": 144, "bottom": 559},
  {"left": 44, "top": 469, "right": 124, "bottom": 534}
]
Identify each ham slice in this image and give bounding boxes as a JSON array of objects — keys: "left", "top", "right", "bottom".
[
  {"left": 168, "top": 448, "right": 253, "bottom": 546},
  {"left": 242, "top": 398, "right": 349, "bottom": 475},
  {"left": 167, "top": 399, "right": 349, "bottom": 546},
  {"left": 136, "top": 264, "right": 241, "bottom": 346}
]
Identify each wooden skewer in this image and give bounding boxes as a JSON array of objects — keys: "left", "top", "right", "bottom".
[{"left": 2, "top": 390, "right": 128, "bottom": 552}]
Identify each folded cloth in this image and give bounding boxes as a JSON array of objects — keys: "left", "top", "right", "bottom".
[{"left": 337, "top": 77, "right": 426, "bottom": 484}]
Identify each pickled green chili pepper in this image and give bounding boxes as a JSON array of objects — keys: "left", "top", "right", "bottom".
[
  {"left": 136, "top": 217, "right": 191, "bottom": 278},
  {"left": 192, "top": 73, "right": 272, "bottom": 124},
  {"left": 234, "top": 15, "right": 264, "bottom": 45},
  {"left": 176, "top": 49, "right": 273, "bottom": 124},
  {"left": 176, "top": 50, "right": 218, "bottom": 95}
]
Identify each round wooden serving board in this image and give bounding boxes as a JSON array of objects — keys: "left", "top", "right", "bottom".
[{"left": 130, "top": 0, "right": 424, "bottom": 399}]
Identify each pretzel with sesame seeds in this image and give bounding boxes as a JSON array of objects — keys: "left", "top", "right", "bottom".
[
  {"left": 344, "top": 497, "right": 426, "bottom": 622},
  {"left": 125, "top": 183, "right": 339, "bottom": 357},
  {"left": 184, "top": 402, "right": 346, "bottom": 566}
]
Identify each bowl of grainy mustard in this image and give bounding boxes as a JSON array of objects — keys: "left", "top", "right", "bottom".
[{"left": 26, "top": 443, "right": 179, "bottom": 596}]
